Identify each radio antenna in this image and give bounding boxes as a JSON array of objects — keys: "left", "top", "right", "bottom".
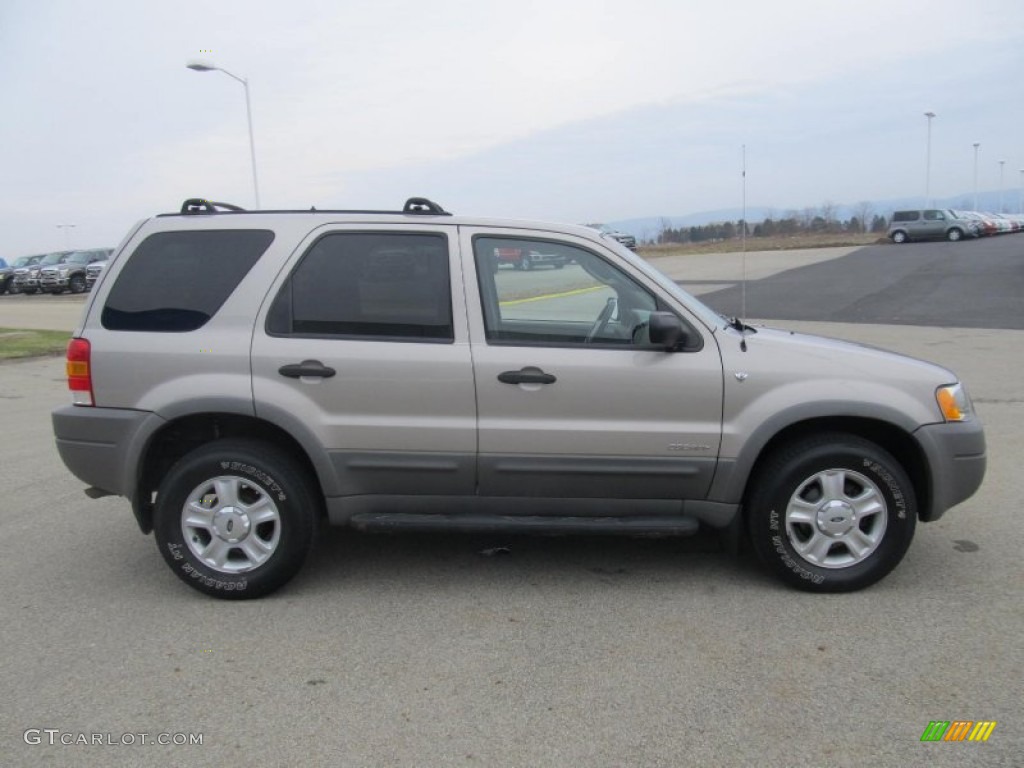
[{"left": 741, "top": 143, "right": 747, "bottom": 325}]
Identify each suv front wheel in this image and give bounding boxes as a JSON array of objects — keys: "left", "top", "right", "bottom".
[
  {"left": 747, "top": 434, "right": 917, "bottom": 592},
  {"left": 154, "top": 439, "right": 317, "bottom": 599}
]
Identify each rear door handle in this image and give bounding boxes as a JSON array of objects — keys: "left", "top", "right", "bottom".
[
  {"left": 497, "top": 367, "right": 557, "bottom": 385},
  {"left": 278, "top": 360, "right": 336, "bottom": 379}
]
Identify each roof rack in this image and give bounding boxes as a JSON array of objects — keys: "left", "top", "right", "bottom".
[
  {"left": 172, "top": 197, "right": 451, "bottom": 217},
  {"left": 181, "top": 199, "right": 246, "bottom": 214},
  {"left": 403, "top": 197, "right": 448, "bottom": 215}
]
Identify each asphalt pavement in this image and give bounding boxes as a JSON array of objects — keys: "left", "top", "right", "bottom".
[{"left": 1, "top": 239, "right": 1021, "bottom": 767}]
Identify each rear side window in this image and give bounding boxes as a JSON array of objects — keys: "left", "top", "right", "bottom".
[
  {"left": 267, "top": 232, "right": 452, "bottom": 342},
  {"left": 102, "top": 230, "right": 273, "bottom": 332},
  {"left": 892, "top": 211, "right": 919, "bottom": 222}
]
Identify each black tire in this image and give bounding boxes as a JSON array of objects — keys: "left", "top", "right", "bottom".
[
  {"left": 747, "top": 433, "right": 916, "bottom": 592},
  {"left": 69, "top": 274, "right": 86, "bottom": 294},
  {"left": 946, "top": 228, "right": 963, "bottom": 242},
  {"left": 891, "top": 231, "right": 908, "bottom": 244},
  {"left": 153, "top": 439, "right": 318, "bottom": 599},
  {"left": 24, "top": 287, "right": 38, "bottom": 294}
]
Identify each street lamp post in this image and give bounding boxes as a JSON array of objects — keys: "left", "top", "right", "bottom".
[
  {"left": 186, "top": 59, "right": 261, "bottom": 209},
  {"left": 972, "top": 142, "right": 980, "bottom": 211},
  {"left": 998, "top": 159, "right": 1006, "bottom": 213},
  {"left": 924, "top": 111, "right": 936, "bottom": 206}
]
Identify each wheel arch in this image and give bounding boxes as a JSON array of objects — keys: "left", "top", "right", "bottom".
[
  {"left": 133, "top": 412, "right": 328, "bottom": 534},
  {"left": 719, "top": 416, "right": 931, "bottom": 524}
]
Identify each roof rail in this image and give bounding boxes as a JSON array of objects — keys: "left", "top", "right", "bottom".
[
  {"left": 181, "top": 199, "right": 246, "bottom": 214},
  {"left": 173, "top": 197, "right": 451, "bottom": 216}
]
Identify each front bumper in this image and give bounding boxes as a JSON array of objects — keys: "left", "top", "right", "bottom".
[
  {"left": 913, "top": 419, "right": 987, "bottom": 521},
  {"left": 40, "top": 277, "right": 70, "bottom": 291}
]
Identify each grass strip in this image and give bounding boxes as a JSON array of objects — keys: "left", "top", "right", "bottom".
[{"left": 0, "top": 328, "right": 70, "bottom": 360}]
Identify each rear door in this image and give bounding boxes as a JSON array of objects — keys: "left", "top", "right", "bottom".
[
  {"left": 462, "top": 227, "right": 724, "bottom": 501},
  {"left": 921, "top": 209, "right": 946, "bottom": 238},
  {"left": 251, "top": 224, "right": 477, "bottom": 498}
]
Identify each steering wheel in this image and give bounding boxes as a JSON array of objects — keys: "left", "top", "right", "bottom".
[{"left": 585, "top": 297, "right": 618, "bottom": 343}]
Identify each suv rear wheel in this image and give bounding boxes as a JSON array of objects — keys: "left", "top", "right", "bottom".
[
  {"left": 747, "top": 434, "right": 917, "bottom": 592},
  {"left": 153, "top": 439, "right": 317, "bottom": 599},
  {"left": 946, "top": 228, "right": 963, "bottom": 242}
]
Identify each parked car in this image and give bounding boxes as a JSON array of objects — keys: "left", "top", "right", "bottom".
[
  {"left": 9, "top": 253, "right": 52, "bottom": 294},
  {"left": 0, "top": 258, "right": 9, "bottom": 294},
  {"left": 586, "top": 223, "right": 637, "bottom": 250},
  {"left": 494, "top": 244, "right": 567, "bottom": 270},
  {"left": 52, "top": 196, "right": 985, "bottom": 599},
  {"left": 85, "top": 259, "right": 109, "bottom": 291},
  {"left": 14, "top": 251, "right": 75, "bottom": 294},
  {"left": 39, "top": 248, "right": 112, "bottom": 294},
  {"left": 887, "top": 209, "right": 978, "bottom": 243}
]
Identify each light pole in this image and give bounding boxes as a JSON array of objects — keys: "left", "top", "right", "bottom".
[
  {"left": 972, "top": 142, "right": 980, "bottom": 210},
  {"left": 186, "top": 59, "right": 261, "bottom": 209},
  {"left": 56, "top": 223, "right": 76, "bottom": 249},
  {"left": 1019, "top": 169, "right": 1023, "bottom": 215},
  {"left": 998, "top": 159, "right": 1006, "bottom": 213},
  {"left": 924, "top": 111, "right": 936, "bottom": 206}
]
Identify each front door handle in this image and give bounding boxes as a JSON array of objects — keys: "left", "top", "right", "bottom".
[
  {"left": 278, "top": 360, "right": 336, "bottom": 379},
  {"left": 498, "top": 367, "right": 557, "bottom": 385}
]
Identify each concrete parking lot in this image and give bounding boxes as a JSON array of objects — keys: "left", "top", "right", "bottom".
[{"left": 0, "top": 243, "right": 1021, "bottom": 767}]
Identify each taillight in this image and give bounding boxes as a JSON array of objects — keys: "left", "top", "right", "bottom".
[{"left": 66, "top": 337, "right": 94, "bottom": 406}]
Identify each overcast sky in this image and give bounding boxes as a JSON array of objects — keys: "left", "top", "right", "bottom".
[{"left": 2, "top": 0, "right": 1023, "bottom": 254}]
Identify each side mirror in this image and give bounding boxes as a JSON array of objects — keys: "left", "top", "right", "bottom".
[{"left": 648, "top": 312, "right": 688, "bottom": 351}]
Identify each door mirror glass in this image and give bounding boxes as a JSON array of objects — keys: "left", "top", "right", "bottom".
[{"left": 648, "top": 311, "right": 687, "bottom": 350}]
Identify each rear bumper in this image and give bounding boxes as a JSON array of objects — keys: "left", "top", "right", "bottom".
[
  {"left": 52, "top": 405, "right": 162, "bottom": 498},
  {"left": 914, "top": 419, "right": 987, "bottom": 521}
]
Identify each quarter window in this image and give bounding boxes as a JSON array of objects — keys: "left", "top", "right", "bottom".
[
  {"left": 102, "top": 230, "right": 273, "bottom": 332},
  {"left": 267, "top": 232, "right": 453, "bottom": 342}
]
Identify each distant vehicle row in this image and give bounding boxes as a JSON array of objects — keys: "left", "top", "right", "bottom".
[
  {"left": 0, "top": 249, "right": 112, "bottom": 295},
  {"left": 888, "top": 209, "right": 1024, "bottom": 244}
]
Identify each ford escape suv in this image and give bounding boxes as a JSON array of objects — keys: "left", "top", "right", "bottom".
[{"left": 52, "top": 197, "right": 986, "bottom": 599}]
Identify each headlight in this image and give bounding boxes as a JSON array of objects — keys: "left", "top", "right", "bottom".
[
  {"left": 58, "top": 268, "right": 70, "bottom": 277},
  {"left": 936, "top": 383, "right": 973, "bottom": 422}
]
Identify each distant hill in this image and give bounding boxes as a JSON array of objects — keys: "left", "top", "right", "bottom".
[{"left": 609, "top": 189, "right": 1021, "bottom": 242}]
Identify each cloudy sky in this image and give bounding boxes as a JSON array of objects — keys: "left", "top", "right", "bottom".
[{"left": 2, "top": 0, "right": 1023, "bottom": 254}]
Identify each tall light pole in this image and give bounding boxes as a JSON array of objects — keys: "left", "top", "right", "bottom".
[
  {"left": 56, "top": 223, "right": 76, "bottom": 249},
  {"left": 997, "top": 159, "right": 1006, "bottom": 213},
  {"left": 924, "top": 111, "right": 936, "bottom": 207},
  {"left": 972, "top": 142, "right": 980, "bottom": 211},
  {"left": 186, "top": 59, "right": 261, "bottom": 209},
  {"left": 1019, "top": 169, "right": 1023, "bottom": 215}
]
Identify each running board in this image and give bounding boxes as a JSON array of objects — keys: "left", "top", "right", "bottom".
[{"left": 349, "top": 513, "right": 700, "bottom": 537}]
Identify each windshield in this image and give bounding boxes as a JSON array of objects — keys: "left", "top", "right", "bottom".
[
  {"left": 600, "top": 238, "right": 725, "bottom": 331},
  {"left": 38, "top": 251, "right": 68, "bottom": 266},
  {"left": 65, "top": 252, "right": 92, "bottom": 264}
]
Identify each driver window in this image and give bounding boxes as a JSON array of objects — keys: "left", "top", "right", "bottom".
[{"left": 473, "top": 236, "right": 659, "bottom": 347}]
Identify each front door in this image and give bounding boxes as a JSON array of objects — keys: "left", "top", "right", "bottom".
[{"left": 462, "top": 228, "right": 724, "bottom": 501}]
